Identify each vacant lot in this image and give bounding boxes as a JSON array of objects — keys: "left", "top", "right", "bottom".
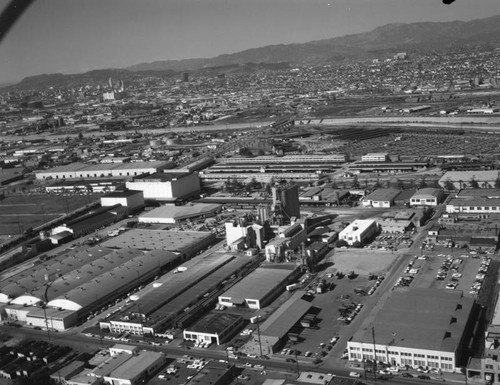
[
  {"left": 332, "top": 249, "right": 398, "bottom": 276},
  {"left": 0, "top": 194, "right": 99, "bottom": 235}
]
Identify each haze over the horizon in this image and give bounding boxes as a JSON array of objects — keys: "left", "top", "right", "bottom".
[{"left": 1, "top": 0, "right": 500, "bottom": 84}]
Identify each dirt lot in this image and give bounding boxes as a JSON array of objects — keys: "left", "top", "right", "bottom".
[{"left": 331, "top": 249, "right": 399, "bottom": 276}]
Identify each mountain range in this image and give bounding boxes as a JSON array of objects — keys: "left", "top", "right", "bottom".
[
  {"left": 6, "top": 14, "right": 500, "bottom": 90},
  {"left": 127, "top": 14, "right": 500, "bottom": 72}
]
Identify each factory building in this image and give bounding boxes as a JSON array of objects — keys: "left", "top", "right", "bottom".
[
  {"left": 348, "top": 289, "right": 476, "bottom": 373},
  {"left": 272, "top": 183, "right": 300, "bottom": 222},
  {"left": 34, "top": 161, "right": 173, "bottom": 180},
  {"left": 125, "top": 172, "right": 200, "bottom": 202},
  {"left": 338, "top": 219, "right": 379, "bottom": 246},
  {"left": 218, "top": 264, "right": 299, "bottom": 310},
  {"left": 225, "top": 218, "right": 265, "bottom": 250}
]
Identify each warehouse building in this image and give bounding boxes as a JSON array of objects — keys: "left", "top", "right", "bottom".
[
  {"left": 247, "top": 290, "right": 312, "bottom": 355},
  {"left": 446, "top": 198, "right": 500, "bottom": 214},
  {"left": 219, "top": 155, "right": 347, "bottom": 164},
  {"left": 125, "top": 172, "right": 200, "bottom": 202},
  {"left": 138, "top": 203, "right": 222, "bottom": 224},
  {"left": 0, "top": 247, "right": 182, "bottom": 329},
  {"left": 183, "top": 312, "right": 244, "bottom": 345},
  {"left": 338, "top": 219, "right": 379, "bottom": 246},
  {"left": 101, "top": 229, "right": 216, "bottom": 259},
  {"left": 348, "top": 289, "right": 476, "bottom": 372},
  {"left": 439, "top": 171, "right": 500, "bottom": 190},
  {"left": 35, "top": 161, "right": 173, "bottom": 180},
  {"left": 102, "top": 252, "right": 255, "bottom": 335},
  {"left": 218, "top": 264, "right": 299, "bottom": 310}
]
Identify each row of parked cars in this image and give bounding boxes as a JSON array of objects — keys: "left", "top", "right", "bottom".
[{"left": 470, "top": 257, "right": 491, "bottom": 295}]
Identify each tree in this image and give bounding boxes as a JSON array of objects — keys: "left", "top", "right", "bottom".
[
  {"left": 495, "top": 177, "right": 500, "bottom": 189},
  {"left": 238, "top": 147, "right": 253, "bottom": 157},
  {"left": 336, "top": 239, "right": 349, "bottom": 248},
  {"left": 444, "top": 179, "right": 455, "bottom": 191},
  {"left": 417, "top": 177, "right": 428, "bottom": 189},
  {"left": 470, "top": 177, "right": 479, "bottom": 189},
  {"left": 351, "top": 175, "right": 360, "bottom": 189}
]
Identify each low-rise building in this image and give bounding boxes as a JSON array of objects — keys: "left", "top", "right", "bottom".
[
  {"left": 338, "top": 219, "right": 379, "bottom": 246},
  {"left": 362, "top": 189, "right": 401, "bottom": 208},
  {"left": 348, "top": 289, "right": 476, "bottom": 373},
  {"left": 183, "top": 312, "right": 244, "bottom": 345},
  {"left": 410, "top": 188, "right": 444, "bottom": 207}
]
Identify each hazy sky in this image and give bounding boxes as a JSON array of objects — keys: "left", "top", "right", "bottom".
[{"left": 1, "top": 0, "right": 500, "bottom": 84}]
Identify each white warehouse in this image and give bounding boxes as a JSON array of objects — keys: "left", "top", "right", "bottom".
[
  {"left": 125, "top": 172, "right": 200, "bottom": 201},
  {"left": 339, "top": 219, "right": 379, "bottom": 246}
]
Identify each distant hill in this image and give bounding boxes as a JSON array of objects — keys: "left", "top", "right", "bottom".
[
  {"left": 128, "top": 14, "right": 500, "bottom": 72},
  {"left": 5, "top": 14, "right": 500, "bottom": 90},
  {"left": 4, "top": 68, "right": 176, "bottom": 91}
]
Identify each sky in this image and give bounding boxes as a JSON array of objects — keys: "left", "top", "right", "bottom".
[{"left": 0, "top": 0, "right": 500, "bottom": 84}]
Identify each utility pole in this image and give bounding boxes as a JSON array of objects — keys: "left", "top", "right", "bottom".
[
  {"left": 372, "top": 327, "right": 377, "bottom": 382},
  {"left": 256, "top": 316, "right": 263, "bottom": 357}
]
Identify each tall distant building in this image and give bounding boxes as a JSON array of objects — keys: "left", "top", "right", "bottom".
[
  {"left": 272, "top": 183, "right": 300, "bottom": 222},
  {"left": 182, "top": 72, "right": 189, "bottom": 82},
  {"left": 108, "top": 76, "right": 113, "bottom": 88}
]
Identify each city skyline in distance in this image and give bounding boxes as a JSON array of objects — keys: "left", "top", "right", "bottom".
[{"left": 0, "top": 0, "right": 500, "bottom": 84}]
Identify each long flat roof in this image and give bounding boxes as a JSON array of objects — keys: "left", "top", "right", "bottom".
[
  {"left": 260, "top": 291, "right": 312, "bottom": 338},
  {"left": 108, "top": 351, "right": 164, "bottom": 380},
  {"left": 101, "top": 229, "right": 213, "bottom": 252},
  {"left": 35, "top": 161, "right": 173, "bottom": 174},
  {"left": 352, "top": 288, "right": 474, "bottom": 352},
  {"left": 187, "top": 312, "right": 242, "bottom": 335},
  {"left": 139, "top": 203, "right": 221, "bottom": 221},
  {"left": 220, "top": 264, "right": 297, "bottom": 303},
  {"left": 112, "top": 253, "right": 253, "bottom": 327}
]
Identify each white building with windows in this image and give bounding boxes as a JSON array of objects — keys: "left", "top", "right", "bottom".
[
  {"left": 338, "top": 219, "right": 379, "bottom": 246},
  {"left": 410, "top": 188, "right": 444, "bottom": 207},
  {"left": 347, "top": 289, "right": 475, "bottom": 373},
  {"left": 361, "top": 153, "right": 390, "bottom": 162}
]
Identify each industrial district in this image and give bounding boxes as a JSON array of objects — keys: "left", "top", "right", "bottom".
[{"left": 3, "top": 47, "right": 500, "bottom": 385}]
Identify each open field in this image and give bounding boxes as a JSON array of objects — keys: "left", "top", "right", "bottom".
[{"left": 0, "top": 194, "right": 99, "bottom": 235}]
